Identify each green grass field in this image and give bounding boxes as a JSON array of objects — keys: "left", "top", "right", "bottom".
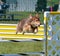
[
  {"left": 0, "top": 41, "right": 44, "bottom": 54},
  {"left": 0, "top": 12, "right": 44, "bottom": 24}
]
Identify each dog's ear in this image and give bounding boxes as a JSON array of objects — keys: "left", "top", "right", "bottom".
[
  {"left": 29, "top": 14, "right": 32, "bottom": 19},
  {"left": 35, "top": 14, "right": 39, "bottom": 18}
]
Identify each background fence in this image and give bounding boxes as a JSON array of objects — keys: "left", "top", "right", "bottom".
[{"left": 5, "top": 0, "right": 37, "bottom": 12}]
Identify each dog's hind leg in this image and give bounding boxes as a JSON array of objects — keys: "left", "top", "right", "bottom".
[
  {"left": 16, "top": 31, "right": 18, "bottom": 34},
  {"left": 22, "top": 31, "right": 25, "bottom": 35},
  {"left": 16, "top": 25, "right": 18, "bottom": 34},
  {"left": 16, "top": 29, "right": 19, "bottom": 34}
]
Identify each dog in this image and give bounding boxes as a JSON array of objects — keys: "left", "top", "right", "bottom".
[{"left": 16, "top": 14, "right": 40, "bottom": 34}]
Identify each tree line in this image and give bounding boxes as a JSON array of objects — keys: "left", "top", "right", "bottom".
[{"left": 35, "top": 0, "right": 59, "bottom": 12}]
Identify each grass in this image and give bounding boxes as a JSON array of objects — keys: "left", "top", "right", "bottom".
[
  {"left": 0, "top": 21, "right": 18, "bottom": 24},
  {"left": 0, "top": 41, "right": 44, "bottom": 54},
  {"left": 0, "top": 12, "right": 44, "bottom": 24}
]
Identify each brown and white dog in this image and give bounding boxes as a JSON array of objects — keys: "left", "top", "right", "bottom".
[{"left": 16, "top": 14, "right": 41, "bottom": 34}]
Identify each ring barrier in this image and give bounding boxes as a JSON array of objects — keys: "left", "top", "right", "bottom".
[{"left": 44, "top": 12, "right": 60, "bottom": 56}]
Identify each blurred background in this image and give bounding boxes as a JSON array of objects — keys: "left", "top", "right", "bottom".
[{"left": 0, "top": 0, "right": 59, "bottom": 24}]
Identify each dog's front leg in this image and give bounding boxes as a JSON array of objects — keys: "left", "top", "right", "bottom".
[
  {"left": 34, "top": 28, "right": 38, "bottom": 34},
  {"left": 22, "top": 31, "right": 25, "bottom": 35}
]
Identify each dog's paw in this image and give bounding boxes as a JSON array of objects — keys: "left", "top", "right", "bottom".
[
  {"left": 34, "top": 32, "right": 37, "bottom": 34},
  {"left": 22, "top": 32, "right": 25, "bottom": 35},
  {"left": 16, "top": 32, "right": 18, "bottom": 34}
]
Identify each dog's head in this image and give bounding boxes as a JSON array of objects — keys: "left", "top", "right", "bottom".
[{"left": 29, "top": 14, "right": 40, "bottom": 27}]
